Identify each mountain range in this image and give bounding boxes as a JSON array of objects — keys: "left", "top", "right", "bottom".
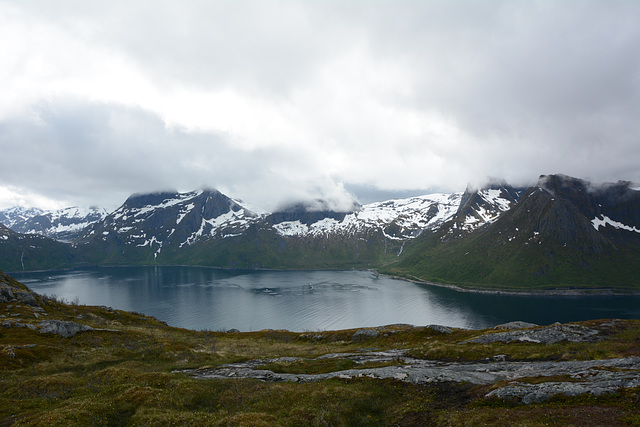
[
  {"left": 0, "top": 206, "right": 108, "bottom": 242},
  {"left": 1, "top": 174, "right": 639, "bottom": 291}
]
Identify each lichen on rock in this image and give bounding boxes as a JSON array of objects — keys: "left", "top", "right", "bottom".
[
  {"left": 462, "top": 323, "right": 599, "bottom": 345},
  {"left": 39, "top": 320, "right": 93, "bottom": 337}
]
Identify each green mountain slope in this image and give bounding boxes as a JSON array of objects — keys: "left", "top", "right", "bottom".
[
  {"left": 0, "top": 225, "right": 79, "bottom": 272},
  {"left": 388, "top": 180, "right": 640, "bottom": 291},
  {"left": 164, "top": 224, "right": 403, "bottom": 269}
]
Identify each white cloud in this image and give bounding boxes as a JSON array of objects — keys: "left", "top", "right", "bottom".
[{"left": 0, "top": 186, "right": 67, "bottom": 211}]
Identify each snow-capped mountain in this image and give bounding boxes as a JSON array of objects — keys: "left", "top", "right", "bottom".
[
  {"left": 443, "top": 183, "right": 526, "bottom": 238},
  {"left": 0, "top": 207, "right": 45, "bottom": 229},
  {"left": 0, "top": 206, "right": 108, "bottom": 242},
  {"left": 394, "top": 174, "right": 640, "bottom": 290},
  {"left": 73, "top": 184, "right": 524, "bottom": 265},
  {"left": 79, "top": 189, "right": 263, "bottom": 259},
  {"left": 535, "top": 174, "right": 640, "bottom": 245},
  {"left": 269, "top": 193, "right": 464, "bottom": 239},
  {"left": 266, "top": 182, "right": 527, "bottom": 242},
  {"left": 76, "top": 187, "right": 498, "bottom": 267},
  {"left": 1, "top": 184, "right": 521, "bottom": 253}
]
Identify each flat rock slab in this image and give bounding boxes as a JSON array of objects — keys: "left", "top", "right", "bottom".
[
  {"left": 462, "top": 323, "right": 600, "bottom": 344},
  {"left": 494, "top": 321, "right": 539, "bottom": 330},
  {"left": 486, "top": 368, "right": 640, "bottom": 404},
  {"left": 178, "top": 350, "right": 640, "bottom": 404}
]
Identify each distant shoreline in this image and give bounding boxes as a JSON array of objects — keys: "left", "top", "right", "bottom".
[
  {"left": 9, "top": 264, "right": 640, "bottom": 296},
  {"left": 378, "top": 272, "right": 640, "bottom": 296}
]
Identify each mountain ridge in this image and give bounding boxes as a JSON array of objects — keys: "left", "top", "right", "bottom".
[
  {"left": 0, "top": 206, "right": 108, "bottom": 242},
  {"left": 389, "top": 174, "right": 640, "bottom": 290},
  {"left": 1, "top": 174, "right": 639, "bottom": 291}
]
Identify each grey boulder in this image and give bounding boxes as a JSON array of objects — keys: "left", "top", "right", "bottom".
[{"left": 39, "top": 320, "right": 93, "bottom": 338}]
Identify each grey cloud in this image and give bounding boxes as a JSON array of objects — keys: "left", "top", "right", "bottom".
[
  {"left": 0, "top": 100, "right": 345, "bottom": 211},
  {"left": 353, "top": 3, "right": 640, "bottom": 130},
  {"left": 344, "top": 184, "right": 442, "bottom": 205},
  {"left": 17, "top": 0, "right": 354, "bottom": 98}
]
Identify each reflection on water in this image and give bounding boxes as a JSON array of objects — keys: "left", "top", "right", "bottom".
[{"left": 14, "top": 266, "right": 640, "bottom": 332}]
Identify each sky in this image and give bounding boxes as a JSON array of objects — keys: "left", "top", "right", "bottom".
[{"left": 1, "top": 0, "right": 639, "bottom": 212}]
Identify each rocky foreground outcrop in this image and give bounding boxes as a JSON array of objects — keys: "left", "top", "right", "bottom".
[
  {"left": 1, "top": 270, "right": 95, "bottom": 337},
  {"left": 182, "top": 351, "right": 640, "bottom": 404},
  {"left": 0, "top": 271, "right": 40, "bottom": 306},
  {"left": 181, "top": 321, "right": 640, "bottom": 404},
  {"left": 38, "top": 320, "right": 94, "bottom": 337},
  {"left": 462, "top": 322, "right": 600, "bottom": 344}
]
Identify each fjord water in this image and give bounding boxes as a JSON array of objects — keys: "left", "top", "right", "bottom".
[{"left": 15, "top": 266, "right": 640, "bottom": 331}]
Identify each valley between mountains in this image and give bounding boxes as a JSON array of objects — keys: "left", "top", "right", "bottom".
[{"left": 1, "top": 174, "right": 640, "bottom": 292}]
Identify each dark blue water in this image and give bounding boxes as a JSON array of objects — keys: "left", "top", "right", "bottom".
[{"left": 13, "top": 266, "right": 640, "bottom": 331}]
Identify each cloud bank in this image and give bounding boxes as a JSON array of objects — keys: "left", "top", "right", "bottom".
[{"left": 1, "top": 0, "right": 639, "bottom": 210}]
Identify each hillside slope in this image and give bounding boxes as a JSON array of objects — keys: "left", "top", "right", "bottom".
[
  {"left": 0, "top": 225, "right": 79, "bottom": 272},
  {"left": 389, "top": 175, "right": 640, "bottom": 290}
]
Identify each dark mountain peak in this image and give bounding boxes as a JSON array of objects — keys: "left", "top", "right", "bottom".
[
  {"left": 197, "top": 189, "right": 251, "bottom": 217},
  {"left": 268, "top": 198, "right": 360, "bottom": 226},
  {"left": 461, "top": 179, "right": 525, "bottom": 206},
  {"left": 279, "top": 199, "right": 360, "bottom": 214},
  {"left": 503, "top": 185, "right": 609, "bottom": 251},
  {"left": 77, "top": 188, "right": 262, "bottom": 260},
  {"left": 534, "top": 175, "right": 640, "bottom": 233},
  {"left": 111, "top": 188, "right": 250, "bottom": 227},
  {"left": 538, "top": 174, "right": 638, "bottom": 197},
  {"left": 452, "top": 179, "right": 526, "bottom": 233},
  {"left": 491, "top": 174, "right": 640, "bottom": 255},
  {"left": 123, "top": 191, "right": 182, "bottom": 209},
  {"left": 121, "top": 188, "right": 242, "bottom": 216},
  {"left": 537, "top": 174, "right": 590, "bottom": 197}
]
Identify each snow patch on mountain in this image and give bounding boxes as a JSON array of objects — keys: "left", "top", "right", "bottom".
[
  {"left": 483, "top": 189, "right": 512, "bottom": 211},
  {"left": 180, "top": 210, "right": 256, "bottom": 247},
  {"left": 459, "top": 189, "right": 518, "bottom": 232},
  {"left": 273, "top": 220, "right": 309, "bottom": 236},
  {"left": 592, "top": 215, "right": 640, "bottom": 233},
  {"left": 136, "top": 191, "right": 204, "bottom": 218},
  {"left": 176, "top": 203, "right": 195, "bottom": 224}
]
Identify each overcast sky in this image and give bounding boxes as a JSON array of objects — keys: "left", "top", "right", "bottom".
[{"left": 1, "top": 0, "right": 639, "bottom": 211}]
